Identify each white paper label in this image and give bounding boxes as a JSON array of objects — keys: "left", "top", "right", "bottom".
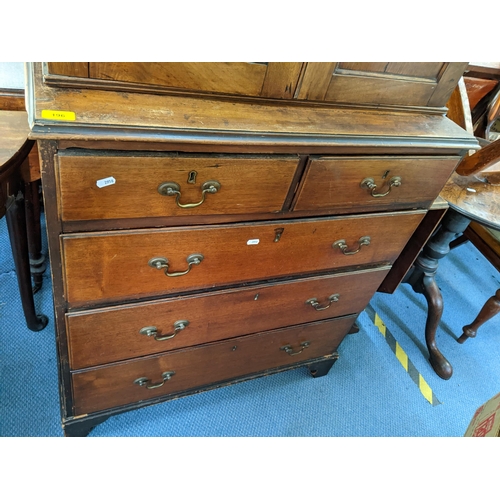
[
  {"left": 96, "top": 176, "right": 116, "bottom": 188},
  {"left": 247, "top": 239, "right": 260, "bottom": 245}
]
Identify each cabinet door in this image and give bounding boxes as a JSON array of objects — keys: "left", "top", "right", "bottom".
[
  {"left": 46, "top": 62, "right": 304, "bottom": 99},
  {"left": 296, "top": 62, "right": 468, "bottom": 108}
]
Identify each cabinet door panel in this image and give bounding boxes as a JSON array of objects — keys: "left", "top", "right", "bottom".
[
  {"left": 46, "top": 62, "right": 89, "bottom": 77},
  {"left": 324, "top": 75, "right": 435, "bottom": 106},
  {"left": 46, "top": 62, "right": 304, "bottom": 99},
  {"left": 338, "top": 62, "right": 445, "bottom": 80},
  {"left": 384, "top": 62, "right": 445, "bottom": 79},
  {"left": 87, "top": 62, "right": 302, "bottom": 99},
  {"left": 297, "top": 62, "right": 468, "bottom": 108},
  {"left": 89, "top": 62, "right": 268, "bottom": 96}
]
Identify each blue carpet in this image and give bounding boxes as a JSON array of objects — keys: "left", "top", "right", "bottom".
[{"left": 1, "top": 214, "right": 500, "bottom": 437}]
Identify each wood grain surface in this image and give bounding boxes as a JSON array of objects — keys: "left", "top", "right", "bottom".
[
  {"left": 293, "top": 156, "right": 460, "bottom": 212},
  {"left": 57, "top": 154, "right": 299, "bottom": 221},
  {"left": 71, "top": 316, "right": 356, "bottom": 414},
  {"left": 440, "top": 169, "right": 500, "bottom": 229},
  {"left": 66, "top": 267, "right": 389, "bottom": 369},
  {"left": 61, "top": 212, "right": 425, "bottom": 307},
  {"left": 0, "top": 111, "right": 32, "bottom": 167}
]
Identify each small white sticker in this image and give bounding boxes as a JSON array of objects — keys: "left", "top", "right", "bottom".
[
  {"left": 247, "top": 239, "right": 260, "bottom": 245},
  {"left": 96, "top": 176, "right": 116, "bottom": 188}
]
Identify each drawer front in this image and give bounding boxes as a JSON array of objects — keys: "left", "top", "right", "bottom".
[
  {"left": 61, "top": 212, "right": 424, "bottom": 307},
  {"left": 57, "top": 154, "right": 299, "bottom": 221},
  {"left": 293, "top": 157, "right": 460, "bottom": 213},
  {"left": 66, "top": 267, "right": 390, "bottom": 369},
  {"left": 71, "top": 315, "right": 356, "bottom": 415}
]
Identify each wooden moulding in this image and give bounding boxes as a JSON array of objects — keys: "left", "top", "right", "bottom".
[{"left": 25, "top": 63, "right": 479, "bottom": 154}]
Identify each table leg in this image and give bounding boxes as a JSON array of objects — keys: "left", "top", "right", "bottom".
[
  {"left": 406, "top": 209, "right": 471, "bottom": 379},
  {"left": 5, "top": 192, "right": 48, "bottom": 331},
  {"left": 459, "top": 289, "right": 500, "bottom": 343},
  {"left": 24, "top": 180, "right": 46, "bottom": 293}
]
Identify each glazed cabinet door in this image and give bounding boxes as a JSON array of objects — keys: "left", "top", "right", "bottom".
[
  {"left": 46, "top": 62, "right": 304, "bottom": 99},
  {"left": 296, "top": 62, "right": 469, "bottom": 108}
]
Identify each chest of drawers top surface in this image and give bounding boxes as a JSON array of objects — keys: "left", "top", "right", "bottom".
[{"left": 25, "top": 62, "right": 477, "bottom": 436}]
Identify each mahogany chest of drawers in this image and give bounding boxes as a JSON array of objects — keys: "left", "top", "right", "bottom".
[{"left": 26, "top": 62, "right": 477, "bottom": 436}]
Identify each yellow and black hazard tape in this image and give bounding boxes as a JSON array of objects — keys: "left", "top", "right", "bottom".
[{"left": 365, "top": 304, "right": 441, "bottom": 406}]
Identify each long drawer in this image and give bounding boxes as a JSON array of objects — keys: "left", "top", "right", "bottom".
[
  {"left": 293, "top": 156, "right": 460, "bottom": 213},
  {"left": 56, "top": 153, "right": 299, "bottom": 221},
  {"left": 71, "top": 315, "right": 357, "bottom": 415},
  {"left": 61, "top": 211, "right": 424, "bottom": 307},
  {"left": 66, "top": 266, "right": 389, "bottom": 369}
]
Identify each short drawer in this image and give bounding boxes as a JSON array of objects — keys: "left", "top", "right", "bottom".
[
  {"left": 56, "top": 153, "right": 299, "bottom": 221},
  {"left": 61, "top": 211, "right": 424, "bottom": 307},
  {"left": 293, "top": 156, "right": 460, "bottom": 213},
  {"left": 66, "top": 266, "right": 390, "bottom": 369},
  {"left": 71, "top": 315, "right": 357, "bottom": 415}
]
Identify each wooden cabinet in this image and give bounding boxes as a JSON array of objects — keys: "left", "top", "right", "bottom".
[{"left": 26, "top": 62, "right": 477, "bottom": 436}]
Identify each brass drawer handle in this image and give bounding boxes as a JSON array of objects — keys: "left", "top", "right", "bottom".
[
  {"left": 305, "top": 293, "right": 340, "bottom": 311},
  {"left": 149, "top": 254, "right": 204, "bottom": 277},
  {"left": 158, "top": 180, "right": 221, "bottom": 208},
  {"left": 139, "top": 320, "right": 189, "bottom": 341},
  {"left": 280, "top": 341, "right": 310, "bottom": 356},
  {"left": 134, "top": 371, "right": 176, "bottom": 390},
  {"left": 360, "top": 176, "right": 401, "bottom": 197},
  {"left": 332, "top": 236, "right": 371, "bottom": 255}
]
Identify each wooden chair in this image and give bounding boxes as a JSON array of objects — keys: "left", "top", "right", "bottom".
[
  {"left": 457, "top": 222, "right": 500, "bottom": 343},
  {"left": 449, "top": 67, "right": 500, "bottom": 343}
]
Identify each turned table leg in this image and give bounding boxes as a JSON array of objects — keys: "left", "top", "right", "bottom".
[
  {"left": 5, "top": 192, "right": 48, "bottom": 332},
  {"left": 24, "top": 180, "right": 46, "bottom": 293},
  {"left": 406, "top": 209, "right": 471, "bottom": 379},
  {"left": 459, "top": 289, "right": 500, "bottom": 343}
]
